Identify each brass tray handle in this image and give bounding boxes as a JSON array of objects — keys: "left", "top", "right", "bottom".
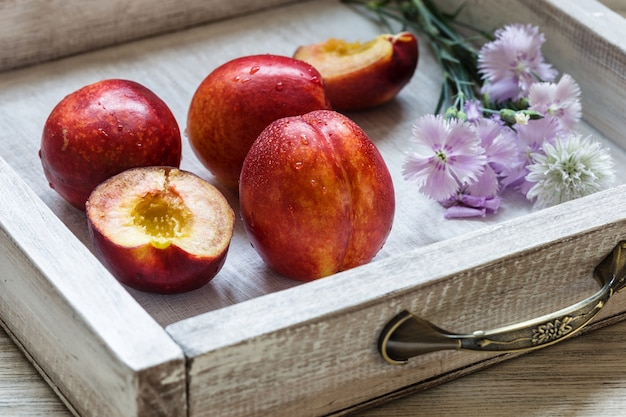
[{"left": 379, "top": 241, "right": 626, "bottom": 365}]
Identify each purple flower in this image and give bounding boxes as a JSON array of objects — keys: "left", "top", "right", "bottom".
[
  {"left": 478, "top": 24, "right": 558, "bottom": 102},
  {"left": 464, "top": 118, "right": 519, "bottom": 196},
  {"left": 515, "top": 117, "right": 560, "bottom": 164},
  {"left": 474, "top": 118, "right": 519, "bottom": 173},
  {"left": 500, "top": 117, "right": 560, "bottom": 193},
  {"left": 441, "top": 193, "right": 502, "bottom": 219},
  {"left": 528, "top": 74, "right": 582, "bottom": 132},
  {"left": 463, "top": 100, "right": 484, "bottom": 123},
  {"left": 402, "top": 114, "right": 486, "bottom": 202}
]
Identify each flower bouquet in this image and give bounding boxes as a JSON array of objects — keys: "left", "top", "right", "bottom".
[{"left": 345, "top": 0, "right": 615, "bottom": 219}]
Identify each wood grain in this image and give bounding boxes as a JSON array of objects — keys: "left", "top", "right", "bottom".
[
  {"left": 5, "top": 316, "right": 626, "bottom": 417},
  {"left": 0, "top": 0, "right": 301, "bottom": 72},
  {"left": 0, "top": 325, "right": 71, "bottom": 417},
  {"left": 168, "top": 183, "right": 626, "bottom": 416},
  {"left": 599, "top": 0, "right": 626, "bottom": 16},
  {"left": 0, "top": 157, "right": 187, "bottom": 416}
]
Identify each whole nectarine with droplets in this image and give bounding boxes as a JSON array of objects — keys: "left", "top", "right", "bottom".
[
  {"left": 40, "top": 79, "right": 182, "bottom": 209},
  {"left": 186, "top": 54, "right": 332, "bottom": 188},
  {"left": 239, "top": 109, "right": 395, "bottom": 281}
]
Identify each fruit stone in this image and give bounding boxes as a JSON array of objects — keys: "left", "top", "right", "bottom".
[{"left": 86, "top": 166, "right": 234, "bottom": 294}]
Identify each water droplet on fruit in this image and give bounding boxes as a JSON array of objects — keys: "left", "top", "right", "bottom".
[
  {"left": 300, "top": 135, "right": 309, "bottom": 145},
  {"left": 294, "top": 161, "right": 303, "bottom": 170},
  {"left": 117, "top": 124, "right": 123, "bottom": 131},
  {"left": 250, "top": 66, "right": 260, "bottom": 75},
  {"left": 183, "top": 128, "right": 188, "bottom": 137},
  {"left": 233, "top": 75, "right": 241, "bottom": 82},
  {"left": 241, "top": 77, "right": 251, "bottom": 83},
  {"left": 275, "top": 82, "right": 284, "bottom": 91},
  {"left": 310, "top": 179, "right": 317, "bottom": 187},
  {"left": 280, "top": 141, "right": 291, "bottom": 153},
  {"left": 310, "top": 75, "right": 320, "bottom": 84}
]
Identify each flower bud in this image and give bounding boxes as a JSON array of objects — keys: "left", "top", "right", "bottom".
[
  {"left": 444, "top": 106, "right": 458, "bottom": 120},
  {"left": 524, "top": 110, "right": 544, "bottom": 120},
  {"left": 499, "top": 109, "right": 517, "bottom": 125}
]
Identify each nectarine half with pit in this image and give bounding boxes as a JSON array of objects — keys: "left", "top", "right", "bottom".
[
  {"left": 186, "top": 54, "right": 332, "bottom": 189},
  {"left": 86, "top": 166, "right": 234, "bottom": 294},
  {"left": 239, "top": 109, "right": 395, "bottom": 281},
  {"left": 40, "top": 79, "right": 182, "bottom": 209},
  {"left": 294, "top": 32, "right": 419, "bottom": 111}
]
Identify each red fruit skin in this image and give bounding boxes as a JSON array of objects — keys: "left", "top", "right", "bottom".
[
  {"left": 294, "top": 32, "right": 419, "bottom": 111},
  {"left": 87, "top": 224, "right": 229, "bottom": 294},
  {"left": 40, "top": 79, "right": 182, "bottom": 209},
  {"left": 239, "top": 109, "right": 395, "bottom": 281},
  {"left": 85, "top": 166, "right": 235, "bottom": 294},
  {"left": 187, "top": 54, "right": 332, "bottom": 189}
]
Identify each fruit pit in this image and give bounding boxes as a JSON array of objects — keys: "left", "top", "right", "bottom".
[{"left": 131, "top": 192, "right": 191, "bottom": 249}]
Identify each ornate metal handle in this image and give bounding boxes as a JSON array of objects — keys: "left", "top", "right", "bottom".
[{"left": 379, "top": 241, "right": 626, "bottom": 365}]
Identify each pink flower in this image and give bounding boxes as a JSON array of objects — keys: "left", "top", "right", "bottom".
[
  {"left": 463, "top": 100, "right": 484, "bottom": 123},
  {"left": 441, "top": 194, "right": 502, "bottom": 219},
  {"left": 515, "top": 117, "right": 560, "bottom": 164},
  {"left": 466, "top": 118, "right": 518, "bottom": 196},
  {"left": 528, "top": 74, "right": 582, "bottom": 132},
  {"left": 478, "top": 24, "right": 557, "bottom": 102},
  {"left": 501, "top": 117, "right": 560, "bottom": 193},
  {"left": 402, "top": 114, "right": 486, "bottom": 202},
  {"left": 474, "top": 118, "right": 519, "bottom": 173}
]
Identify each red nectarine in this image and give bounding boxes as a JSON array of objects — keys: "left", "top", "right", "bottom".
[
  {"left": 186, "top": 54, "right": 332, "bottom": 189},
  {"left": 239, "top": 109, "right": 395, "bottom": 281},
  {"left": 86, "top": 166, "right": 234, "bottom": 294},
  {"left": 294, "top": 32, "right": 419, "bottom": 111},
  {"left": 40, "top": 79, "right": 182, "bottom": 209}
]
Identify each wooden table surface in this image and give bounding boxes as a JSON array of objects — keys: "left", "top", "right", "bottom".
[{"left": 2, "top": 318, "right": 626, "bottom": 417}]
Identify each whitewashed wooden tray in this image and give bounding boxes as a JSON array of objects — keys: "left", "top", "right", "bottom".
[{"left": 1, "top": 0, "right": 625, "bottom": 416}]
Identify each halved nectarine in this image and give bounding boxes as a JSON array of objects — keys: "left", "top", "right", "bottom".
[
  {"left": 86, "top": 166, "right": 234, "bottom": 294},
  {"left": 294, "top": 32, "right": 419, "bottom": 111}
]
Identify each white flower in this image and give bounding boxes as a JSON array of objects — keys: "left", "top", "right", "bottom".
[{"left": 525, "top": 134, "right": 615, "bottom": 208}]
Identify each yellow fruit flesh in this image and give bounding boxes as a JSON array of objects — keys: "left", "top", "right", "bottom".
[
  {"left": 321, "top": 38, "right": 377, "bottom": 56},
  {"left": 131, "top": 191, "right": 192, "bottom": 249},
  {"left": 296, "top": 35, "right": 391, "bottom": 77}
]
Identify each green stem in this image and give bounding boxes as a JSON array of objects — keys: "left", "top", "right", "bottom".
[{"left": 342, "top": 0, "right": 490, "bottom": 114}]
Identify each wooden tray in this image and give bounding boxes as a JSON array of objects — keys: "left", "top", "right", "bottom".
[{"left": 1, "top": 0, "right": 625, "bottom": 416}]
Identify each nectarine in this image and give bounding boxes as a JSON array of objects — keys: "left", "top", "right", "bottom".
[
  {"left": 186, "top": 54, "right": 332, "bottom": 189},
  {"left": 86, "top": 166, "right": 234, "bottom": 294},
  {"left": 294, "top": 32, "right": 418, "bottom": 111},
  {"left": 239, "top": 109, "right": 395, "bottom": 281},
  {"left": 40, "top": 79, "right": 182, "bottom": 209}
]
